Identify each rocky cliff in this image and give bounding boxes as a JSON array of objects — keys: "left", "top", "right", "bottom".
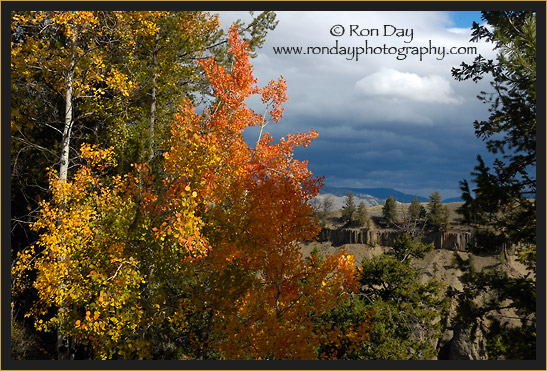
[
  {"left": 309, "top": 227, "right": 528, "bottom": 360},
  {"left": 317, "top": 228, "right": 474, "bottom": 251}
]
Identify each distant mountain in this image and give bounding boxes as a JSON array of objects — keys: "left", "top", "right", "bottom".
[
  {"left": 321, "top": 186, "right": 428, "bottom": 203},
  {"left": 317, "top": 186, "right": 461, "bottom": 209},
  {"left": 315, "top": 190, "right": 381, "bottom": 209}
]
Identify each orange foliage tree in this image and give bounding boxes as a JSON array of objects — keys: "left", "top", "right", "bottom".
[{"left": 12, "top": 25, "right": 370, "bottom": 360}]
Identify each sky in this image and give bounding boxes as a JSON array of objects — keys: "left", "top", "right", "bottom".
[{"left": 217, "top": 11, "right": 497, "bottom": 200}]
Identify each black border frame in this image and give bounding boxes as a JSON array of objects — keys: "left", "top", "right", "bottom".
[{"left": 2, "top": 2, "right": 545, "bottom": 370}]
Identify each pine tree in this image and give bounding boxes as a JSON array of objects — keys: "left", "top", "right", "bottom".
[
  {"left": 451, "top": 11, "right": 536, "bottom": 360},
  {"left": 355, "top": 235, "right": 448, "bottom": 359},
  {"left": 402, "top": 196, "right": 428, "bottom": 237},
  {"left": 341, "top": 192, "right": 356, "bottom": 225},
  {"left": 408, "top": 196, "right": 422, "bottom": 221},
  {"left": 427, "top": 191, "right": 449, "bottom": 232},
  {"left": 382, "top": 195, "right": 398, "bottom": 226},
  {"left": 356, "top": 201, "right": 370, "bottom": 228}
]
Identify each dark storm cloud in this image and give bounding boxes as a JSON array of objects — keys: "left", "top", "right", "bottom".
[
  {"left": 221, "top": 11, "right": 496, "bottom": 199},
  {"left": 291, "top": 113, "right": 497, "bottom": 199}
]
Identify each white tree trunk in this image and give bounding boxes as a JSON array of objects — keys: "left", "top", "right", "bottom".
[
  {"left": 59, "top": 33, "right": 77, "bottom": 182},
  {"left": 57, "top": 31, "right": 77, "bottom": 361}
]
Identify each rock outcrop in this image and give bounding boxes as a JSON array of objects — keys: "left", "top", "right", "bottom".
[
  {"left": 426, "top": 231, "right": 474, "bottom": 252},
  {"left": 448, "top": 323, "right": 488, "bottom": 360},
  {"left": 317, "top": 228, "right": 474, "bottom": 251}
]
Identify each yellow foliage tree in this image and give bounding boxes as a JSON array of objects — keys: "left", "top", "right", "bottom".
[{"left": 12, "top": 25, "right": 370, "bottom": 360}]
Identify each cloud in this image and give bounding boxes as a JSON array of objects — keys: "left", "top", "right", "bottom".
[
  {"left": 355, "top": 68, "right": 463, "bottom": 104},
  {"left": 218, "top": 10, "right": 497, "bottom": 198},
  {"left": 446, "top": 27, "right": 474, "bottom": 35}
]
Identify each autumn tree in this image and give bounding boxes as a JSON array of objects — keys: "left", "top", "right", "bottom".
[
  {"left": 10, "top": 11, "right": 136, "bottom": 358},
  {"left": 451, "top": 11, "right": 537, "bottom": 360},
  {"left": 11, "top": 11, "right": 106, "bottom": 267},
  {"left": 168, "top": 27, "right": 368, "bottom": 360},
  {"left": 11, "top": 14, "right": 147, "bottom": 331},
  {"left": 12, "top": 25, "right": 368, "bottom": 360},
  {"left": 10, "top": 9, "right": 277, "bottom": 241},
  {"left": 11, "top": 11, "right": 279, "bottom": 359},
  {"left": 92, "top": 11, "right": 273, "bottom": 169},
  {"left": 11, "top": 11, "right": 205, "bottom": 359},
  {"left": 83, "top": 11, "right": 223, "bottom": 168},
  {"left": 13, "top": 146, "right": 152, "bottom": 359},
  {"left": 10, "top": 11, "right": 132, "bottom": 182}
]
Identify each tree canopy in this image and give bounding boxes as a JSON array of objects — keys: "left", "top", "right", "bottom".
[{"left": 11, "top": 12, "right": 370, "bottom": 360}]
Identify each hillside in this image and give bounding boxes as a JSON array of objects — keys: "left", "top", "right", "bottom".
[
  {"left": 300, "top": 202, "right": 530, "bottom": 360},
  {"left": 318, "top": 186, "right": 462, "bottom": 209}
]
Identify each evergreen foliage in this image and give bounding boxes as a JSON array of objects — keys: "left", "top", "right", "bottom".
[
  {"left": 426, "top": 191, "right": 449, "bottom": 232},
  {"left": 451, "top": 11, "right": 537, "bottom": 360},
  {"left": 408, "top": 196, "right": 423, "bottom": 221},
  {"left": 356, "top": 235, "right": 448, "bottom": 359},
  {"left": 382, "top": 195, "right": 398, "bottom": 226},
  {"left": 356, "top": 201, "right": 370, "bottom": 228},
  {"left": 315, "top": 234, "right": 446, "bottom": 360},
  {"left": 403, "top": 196, "right": 427, "bottom": 237},
  {"left": 341, "top": 192, "right": 356, "bottom": 225}
]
